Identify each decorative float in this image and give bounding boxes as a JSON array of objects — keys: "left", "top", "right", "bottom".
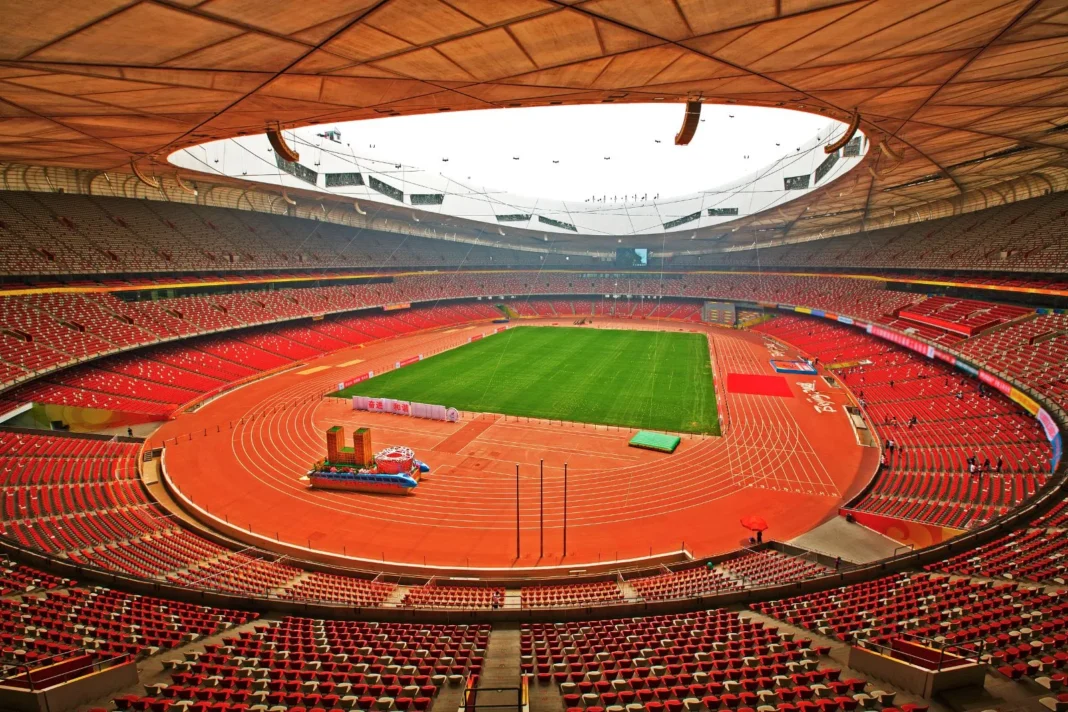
[{"left": 305, "top": 426, "right": 429, "bottom": 495}]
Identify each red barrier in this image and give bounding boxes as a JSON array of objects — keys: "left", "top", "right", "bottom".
[
  {"left": 888, "top": 638, "right": 973, "bottom": 670},
  {"left": 897, "top": 309, "right": 992, "bottom": 336},
  {"left": 841, "top": 508, "right": 964, "bottom": 548}
]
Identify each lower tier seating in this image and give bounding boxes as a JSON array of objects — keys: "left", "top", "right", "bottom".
[
  {"left": 754, "top": 315, "right": 1052, "bottom": 530},
  {"left": 120, "top": 618, "right": 489, "bottom": 712},
  {"left": 521, "top": 580, "right": 624, "bottom": 608},
  {"left": 2, "top": 303, "right": 505, "bottom": 418},
  {"left": 522, "top": 608, "right": 876, "bottom": 712}
]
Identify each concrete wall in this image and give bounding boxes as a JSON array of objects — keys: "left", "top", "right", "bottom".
[
  {"left": 0, "top": 659, "right": 138, "bottom": 712},
  {"left": 848, "top": 645, "right": 986, "bottom": 698}
]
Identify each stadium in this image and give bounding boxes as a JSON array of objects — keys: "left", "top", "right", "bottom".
[{"left": 0, "top": 2, "right": 1066, "bottom": 712}]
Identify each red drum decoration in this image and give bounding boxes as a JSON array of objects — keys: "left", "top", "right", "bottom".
[{"left": 375, "top": 446, "right": 415, "bottom": 474}]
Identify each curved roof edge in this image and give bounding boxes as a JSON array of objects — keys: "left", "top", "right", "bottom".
[{"left": 167, "top": 117, "right": 865, "bottom": 238}]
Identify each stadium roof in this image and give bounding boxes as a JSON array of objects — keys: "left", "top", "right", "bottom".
[
  {"left": 2, "top": 0, "right": 1068, "bottom": 252},
  {"left": 171, "top": 111, "right": 867, "bottom": 237}
]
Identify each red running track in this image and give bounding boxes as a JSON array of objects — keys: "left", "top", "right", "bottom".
[{"left": 150, "top": 319, "right": 877, "bottom": 572}]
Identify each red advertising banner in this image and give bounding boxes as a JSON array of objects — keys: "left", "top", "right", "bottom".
[
  {"left": 1038, "top": 408, "right": 1059, "bottom": 441},
  {"left": 337, "top": 371, "right": 373, "bottom": 390},
  {"left": 395, "top": 355, "right": 422, "bottom": 369},
  {"left": 978, "top": 370, "right": 1012, "bottom": 396},
  {"left": 365, "top": 398, "right": 390, "bottom": 413},
  {"left": 870, "top": 325, "right": 933, "bottom": 357},
  {"left": 933, "top": 350, "right": 956, "bottom": 365}
]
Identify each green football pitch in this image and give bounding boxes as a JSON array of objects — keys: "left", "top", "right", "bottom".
[{"left": 331, "top": 326, "right": 719, "bottom": 435}]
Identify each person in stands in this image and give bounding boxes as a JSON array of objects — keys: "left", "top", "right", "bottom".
[{"left": 996, "top": 456, "right": 1003, "bottom": 473}]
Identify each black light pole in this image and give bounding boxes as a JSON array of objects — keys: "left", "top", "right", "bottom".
[
  {"left": 563, "top": 462, "right": 568, "bottom": 558},
  {"left": 516, "top": 464, "right": 520, "bottom": 559},
  {"left": 539, "top": 459, "right": 544, "bottom": 559}
]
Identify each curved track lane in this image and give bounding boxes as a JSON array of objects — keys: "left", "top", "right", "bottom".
[{"left": 151, "top": 319, "right": 876, "bottom": 570}]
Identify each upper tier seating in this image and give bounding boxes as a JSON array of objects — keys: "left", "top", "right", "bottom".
[
  {"left": 0, "top": 191, "right": 595, "bottom": 274},
  {"left": 669, "top": 190, "right": 1068, "bottom": 274},
  {"left": 3, "top": 189, "right": 1068, "bottom": 274}
]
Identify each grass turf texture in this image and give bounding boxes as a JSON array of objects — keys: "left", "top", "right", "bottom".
[{"left": 332, "top": 326, "right": 719, "bottom": 435}]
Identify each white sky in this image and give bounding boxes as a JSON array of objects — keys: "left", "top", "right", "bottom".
[{"left": 298, "top": 104, "right": 832, "bottom": 203}]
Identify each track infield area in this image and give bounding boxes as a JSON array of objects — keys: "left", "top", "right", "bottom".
[{"left": 332, "top": 326, "right": 719, "bottom": 435}]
